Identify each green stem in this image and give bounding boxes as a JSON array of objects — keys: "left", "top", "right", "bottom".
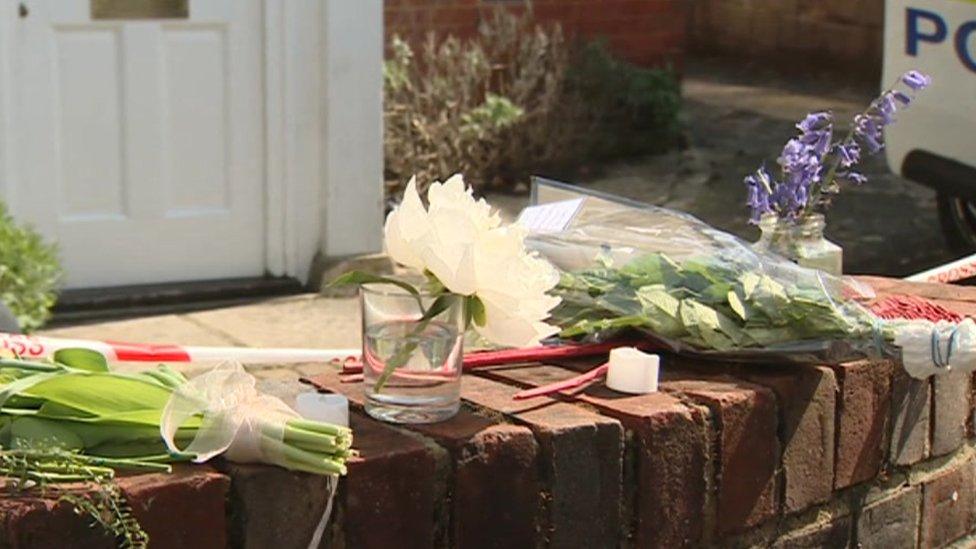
[
  {"left": 0, "top": 360, "right": 63, "bottom": 373},
  {"left": 260, "top": 432, "right": 347, "bottom": 475},
  {"left": 5, "top": 450, "right": 174, "bottom": 472},
  {"left": 283, "top": 425, "right": 349, "bottom": 453},
  {"left": 371, "top": 292, "right": 458, "bottom": 393},
  {"left": 373, "top": 318, "right": 432, "bottom": 393},
  {"left": 287, "top": 418, "right": 351, "bottom": 438},
  {"left": 800, "top": 126, "right": 855, "bottom": 220}
]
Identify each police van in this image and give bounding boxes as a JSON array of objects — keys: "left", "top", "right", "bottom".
[{"left": 885, "top": 0, "right": 976, "bottom": 251}]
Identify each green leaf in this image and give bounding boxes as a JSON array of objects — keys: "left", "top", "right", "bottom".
[
  {"left": 421, "top": 295, "right": 455, "bottom": 322},
  {"left": 636, "top": 285, "right": 680, "bottom": 318},
  {"left": 466, "top": 296, "right": 487, "bottom": 328},
  {"left": 727, "top": 290, "right": 747, "bottom": 321},
  {"left": 53, "top": 348, "right": 108, "bottom": 372},
  {"left": 739, "top": 272, "right": 761, "bottom": 298},
  {"left": 9, "top": 416, "right": 85, "bottom": 450},
  {"left": 329, "top": 271, "right": 425, "bottom": 310}
]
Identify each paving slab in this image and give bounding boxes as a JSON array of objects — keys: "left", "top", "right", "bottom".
[
  {"left": 41, "top": 313, "right": 236, "bottom": 346},
  {"left": 187, "top": 294, "right": 360, "bottom": 349}
]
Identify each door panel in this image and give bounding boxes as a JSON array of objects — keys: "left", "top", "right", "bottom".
[{"left": 8, "top": 0, "right": 264, "bottom": 288}]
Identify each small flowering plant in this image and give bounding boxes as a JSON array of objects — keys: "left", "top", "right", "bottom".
[
  {"left": 334, "top": 174, "right": 562, "bottom": 392},
  {"left": 744, "top": 70, "right": 932, "bottom": 224}
]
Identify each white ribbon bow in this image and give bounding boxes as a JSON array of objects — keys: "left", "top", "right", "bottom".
[{"left": 160, "top": 362, "right": 298, "bottom": 466}]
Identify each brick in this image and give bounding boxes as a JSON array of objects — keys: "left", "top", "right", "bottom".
[
  {"left": 663, "top": 374, "right": 780, "bottom": 534},
  {"left": 889, "top": 369, "right": 930, "bottom": 466},
  {"left": 382, "top": 0, "right": 689, "bottom": 69},
  {"left": 445, "top": 423, "right": 540, "bottom": 549},
  {"left": 480, "top": 363, "right": 709, "bottom": 548},
  {"left": 221, "top": 413, "right": 436, "bottom": 549},
  {"left": 406, "top": 414, "right": 540, "bottom": 548},
  {"left": 0, "top": 498, "right": 115, "bottom": 549},
  {"left": 832, "top": 359, "right": 891, "bottom": 489},
  {"left": 932, "top": 370, "right": 971, "bottom": 456},
  {"left": 118, "top": 466, "right": 230, "bottom": 549},
  {"left": 743, "top": 364, "right": 836, "bottom": 514},
  {"left": 303, "top": 368, "right": 539, "bottom": 548},
  {"left": 855, "top": 486, "right": 921, "bottom": 549},
  {"left": 0, "top": 466, "right": 229, "bottom": 549},
  {"left": 220, "top": 463, "right": 335, "bottom": 549},
  {"left": 341, "top": 413, "right": 438, "bottom": 549},
  {"left": 461, "top": 374, "right": 623, "bottom": 547},
  {"left": 770, "top": 514, "right": 851, "bottom": 548},
  {"left": 921, "top": 458, "right": 976, "bottom": 548}
]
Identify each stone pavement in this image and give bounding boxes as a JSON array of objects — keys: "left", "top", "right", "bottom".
[{"left": 42, "top": 294, "right": 360, "bottom": 383}]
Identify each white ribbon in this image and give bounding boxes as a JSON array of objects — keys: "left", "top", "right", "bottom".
[{"left": 160, "top": 361, "right": 298, "bottom": 467}]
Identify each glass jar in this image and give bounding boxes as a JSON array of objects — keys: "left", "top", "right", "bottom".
[
  {"left": 753, "top": 213, "right": 843, "bottom": 276},
  {"left": 360, "top": 284, "right": 464, "bottom": 424}
]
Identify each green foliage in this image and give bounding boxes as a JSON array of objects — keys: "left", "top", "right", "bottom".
[
  {"left": 1, "top": 445, "right": 150, "bottom": 548},
  {"left": 0, "top": 351, "right": 354, "bottom": 476},
  {"left": 553, "top": 252, "right": 876, "bottom": 351},
  {"left": 461, "top": 94, "right": 525, "bottom": 137},
  {"left": 0, "top": 202, "right": 61, "bottom": 331},
  {"left": 568, "top": 41, "right": 682, "bottom": 160},
  {"left": 383, "top": 9, "right": 682, "bottom": 197}
]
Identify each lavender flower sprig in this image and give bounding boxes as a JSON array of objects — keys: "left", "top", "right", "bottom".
[{"left": 744, "top": 70, "right": 931, "bottom": 224}]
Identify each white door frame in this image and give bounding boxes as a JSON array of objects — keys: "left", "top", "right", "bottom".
[
  {"left": 264, "top": 0, "right": 384, "bottom": 284},
  {"left": 0, "top": 0, "right": 383, "bottom": 286}
]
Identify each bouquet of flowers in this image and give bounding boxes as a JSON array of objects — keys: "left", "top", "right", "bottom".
[
  {"left": 0, "top": 349, "right": 353, "bottom": 476},
  {"left": 537, "top": 196, "right": 976, "bottom": 379},
  {"left": 533, "top": 71, "right": 976, "bottom": 378},
  {"left": 535, "top": 196, "right": 883, "bottom": 363},
  {"left": 743, "top": 70, "right": 931, "bottom": 224},
  {"left": 334, "top": 175, "right": 562, "bottom": 393}
]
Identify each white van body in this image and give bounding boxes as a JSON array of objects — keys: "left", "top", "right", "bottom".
[{"left": 884, "top": 0, "right": 976, "bottom": 250}]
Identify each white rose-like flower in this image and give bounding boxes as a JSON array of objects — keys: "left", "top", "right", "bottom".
[{"left": 383, "top": 174, "right": 561, "bottom": 347}]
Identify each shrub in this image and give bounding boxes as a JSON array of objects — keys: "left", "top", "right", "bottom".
[
  {"left": 383, "top": 9, "right": 682, "bottom": 198},
  {"left": 0, "top": 203, "right": 61, "bottom": 331},
  {"left": 568, "top": 41, "right": 682, "bottom": 160},
  {"left": 384, "top": 10, "right": 574, "bottom": 196}
]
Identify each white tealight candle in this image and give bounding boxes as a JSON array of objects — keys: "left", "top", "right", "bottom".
[
  {"left": 295, "top": 392, "right": 350, "bottom": 427},
  {"left": 605, "top": 347, "right": 660, "bottom": 394}
]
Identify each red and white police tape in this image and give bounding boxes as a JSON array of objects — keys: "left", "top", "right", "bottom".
[
  {"left": 0, "top": 332, "right": 359, "bottom": 364},
  {"left": 907, "top": 251, "right": 976, "bottom": 284}
]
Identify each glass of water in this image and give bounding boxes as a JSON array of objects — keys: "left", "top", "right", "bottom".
[{"left": 361, "top": 284, "right": 464, "bottom": 424}]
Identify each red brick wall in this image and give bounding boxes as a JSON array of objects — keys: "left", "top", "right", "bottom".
[
  {"left": 689, "top": 0, "right": 884, "bottom": 75},
  {"left": 384, "top": 0, "right": 690, "bottom": 68}
]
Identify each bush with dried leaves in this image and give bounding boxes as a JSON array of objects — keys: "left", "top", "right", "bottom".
[{"left": 384, "top": 10, "right": 681, "bottom": 199}]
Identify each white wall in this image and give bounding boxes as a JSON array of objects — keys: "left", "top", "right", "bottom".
[
  {"left": 320, "top": 0, "right": 385, "bottom": 260},
  {"left": 267, "top": 0, "right": 384, "bottom": 284}
]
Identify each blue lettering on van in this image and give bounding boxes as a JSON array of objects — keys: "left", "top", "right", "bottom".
[
  {"left": 906, "top": 7, "right": 948, "bottom": 55},
  {"left": 957, "top": 21, "right": 976, "bottom": 72}
]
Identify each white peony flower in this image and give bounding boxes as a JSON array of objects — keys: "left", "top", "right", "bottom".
[
  {"left": 383, "top": 174, "right": 561, "bottom": 347},
  {"left": 384, "top": 176, "right": 430, "bottom": 271}
]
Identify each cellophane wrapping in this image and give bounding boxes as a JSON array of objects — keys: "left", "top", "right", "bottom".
[{"left": 528, "top": 199, "right": 888, "bottom": 364}]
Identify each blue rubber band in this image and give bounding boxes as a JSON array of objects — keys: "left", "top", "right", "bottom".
[
  {"left": 930, "top": 325, "right": 961, "bottom": 370},
  {"left": 872, "top": 319, "right": 886, "bottom": 355}
]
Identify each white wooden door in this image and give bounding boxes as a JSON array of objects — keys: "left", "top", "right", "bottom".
[{"left": 7, "top": 0, "right": 265, "bottom": 288}]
